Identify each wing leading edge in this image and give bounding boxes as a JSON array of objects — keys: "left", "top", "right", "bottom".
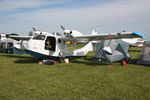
[
  {"left": 60, "top": 32, "right": 145, "bottom": 42},
  {"left": 8, "top": 35, "right": 32, "bottom": 41}
]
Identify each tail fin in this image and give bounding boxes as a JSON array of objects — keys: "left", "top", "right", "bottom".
[
  {"left": 92, "top": 29, "right": 98, "bottom": 35},
  {"left": 92, "top": 26, "right": 99, "bottom": 35}
]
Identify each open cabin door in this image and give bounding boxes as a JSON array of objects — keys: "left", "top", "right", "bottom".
[{"left": 45, "top": 36, "right": 56, "bottom": 51}]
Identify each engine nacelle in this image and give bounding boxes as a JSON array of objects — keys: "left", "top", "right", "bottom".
[{"left": 64, "top": 30, "right": 83, "bottom": 38}]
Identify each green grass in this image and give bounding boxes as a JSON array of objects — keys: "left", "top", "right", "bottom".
[{"left": 0, "top": 47, "right": 149, "bottom": 100}]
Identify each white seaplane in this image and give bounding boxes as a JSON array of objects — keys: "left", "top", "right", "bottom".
[{"left": 8, "top": 26, "right": 145, "bottom": 62}]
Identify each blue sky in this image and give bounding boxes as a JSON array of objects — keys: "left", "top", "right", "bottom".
[{"left": 0, "top": 0, "right": 150, "bottom": 39}]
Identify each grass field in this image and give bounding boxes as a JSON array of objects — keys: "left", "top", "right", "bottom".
[{"left": 0, "top": 47, "right": 149, "bottom": 100}]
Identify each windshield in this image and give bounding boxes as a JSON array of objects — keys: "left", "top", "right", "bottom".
[{"left": 33, "top": 35, "right": 46, "bottom": 40}]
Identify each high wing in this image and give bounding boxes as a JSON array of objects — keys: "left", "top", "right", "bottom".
[
  {"left": 8, "top": 35, "right": 32, "bottom": 41},
  {"left": 60, "top": 32, "right": 145, "bottom": 42}
]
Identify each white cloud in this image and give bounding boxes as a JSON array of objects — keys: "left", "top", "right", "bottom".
[
  {"left": 0, "top": 0, "right": 150, "bottom": 39},
  {"left": 0, "top": 0, "right": 69, "bottom": 12}
]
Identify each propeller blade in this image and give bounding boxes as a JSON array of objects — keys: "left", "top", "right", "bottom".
[
  {"left": 32, "top": 27, "right": 40, "bottom": 32},
  {"left": 60, "top": 26, "right": 65, "bottom": 30},
  {"left": 32, "top": 27, "right": 37, "bottom": 31}
]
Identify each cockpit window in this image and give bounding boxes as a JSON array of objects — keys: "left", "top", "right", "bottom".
[{"left": 33, "top": 35, "right": 45, "bottom": 40}]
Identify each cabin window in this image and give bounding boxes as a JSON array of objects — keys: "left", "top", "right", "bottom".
[
  {"left": 0, "top": 43, "right": 6, "bottom": 48},
  {"left": 7, "top": 42, "right": 13, "bottom": 48},
  {"left": 58, "top": 39, "right": 61, "bottom": 43},
  {"left": 45, "top": 36, "right": 56, "bottom": 51},
  {"left": 33, "top": 35, "right": 45, "bottom": 40}
]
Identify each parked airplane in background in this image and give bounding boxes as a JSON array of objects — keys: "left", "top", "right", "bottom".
[
  {"left": 0, "top": 33, "right": 19, "bottom": 54},
  {"left": 122, "top": 38, "right": 145, "bottom": 47},
  {"left": 8, "top": 26, "right": 145, "bottom": 62}
]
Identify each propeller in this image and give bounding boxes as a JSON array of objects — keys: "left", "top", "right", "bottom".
[
  {"left": 60, "top": 26, "right": 66, "bottom": 30},
  {"left": 60, "top": 26, "right": 72, "bottom": 34},
  {"left": 60, "top": 26, "right": 83, "bottom": 38},
  {"left": 60, "top": 26, "right": 73, "bottom": 38},
  {"left": 32, "top": 27, "right": 40, "bottom": 32},
  {"left": 32, "top": 28, "right": 42, "bottom": 35}
]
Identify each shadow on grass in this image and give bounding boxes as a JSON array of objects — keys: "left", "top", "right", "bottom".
[
  {"left": 71, "top": 56, "right": 149, "bottom": 67},
  {"left": 69, "top": 57, "right": 112, "bottom": 66},
  {"left": 126, "top": 58, "right": 149, "bottom": 67},
  {"left": 1, "top": 54, "right": 147, "bottom": 67},
  {"left": 14, "top": 59, "right": 38, "bottom": 64},
  {"left": 128, "top": 58, "right": 138, "bottom": 64},
  {"left": 128, "top": 49, "right": 141, "bottom": 52},
  {"left": 1, "top": 54, "right": 32, "bottom": 59},
  {"left": 1, "top": 54, "right": 38, "bottom": 64}
]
